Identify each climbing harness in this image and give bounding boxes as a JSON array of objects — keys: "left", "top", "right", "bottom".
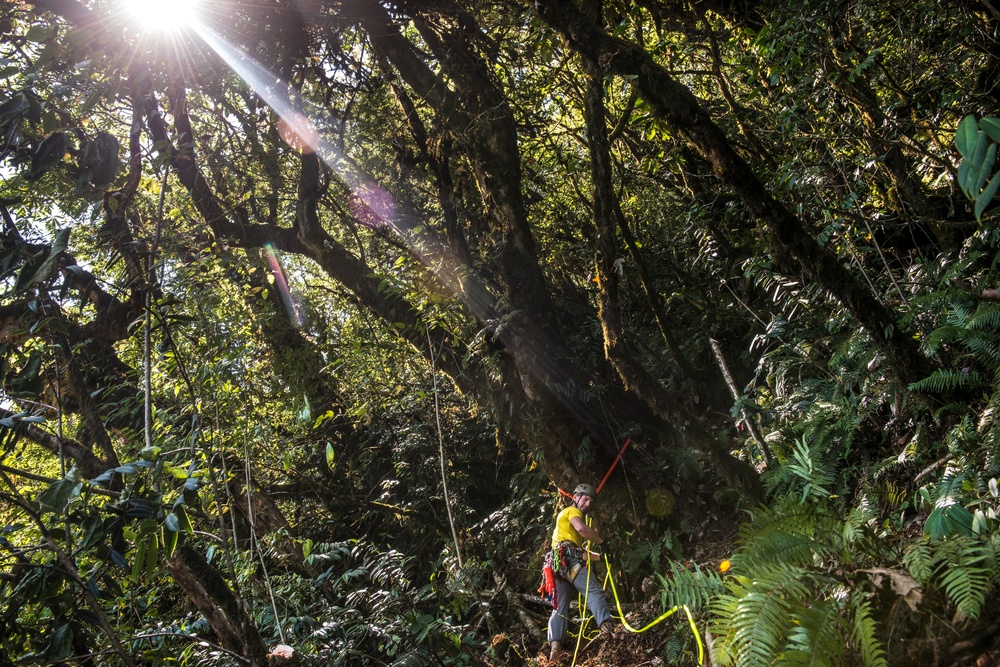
[{"left": 538, "top": 542, "right": 588, "bottom": 609}]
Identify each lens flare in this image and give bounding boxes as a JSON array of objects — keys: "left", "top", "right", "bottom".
[
  {"left": 645, "top": 487, "right": 676, "bottom": 517},
  {"left": 278, "top": 114, "right": 319, "bottom": 154},
  {"left": 264, "top": 244, "right": 306, "bottom": 328}
]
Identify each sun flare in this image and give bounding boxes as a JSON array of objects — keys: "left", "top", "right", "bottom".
[{"left": 122, "top": 0, "right": 202, "bottom": 31}]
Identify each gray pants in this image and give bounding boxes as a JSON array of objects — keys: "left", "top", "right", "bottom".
[{"left": 547, "top": 566, "right": 612, "bottom": 643}]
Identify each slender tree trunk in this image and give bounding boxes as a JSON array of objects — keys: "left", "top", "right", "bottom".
[{"left": 581, "top": 7, "right": 761, "bottom": 499}]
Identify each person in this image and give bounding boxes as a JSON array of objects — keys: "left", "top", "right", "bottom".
[{"left": 547, "top": 483, "right": 613, "bottom": 662}]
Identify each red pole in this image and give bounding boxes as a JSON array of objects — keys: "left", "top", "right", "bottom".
[{"left": 596, "top": 438, "right": 632, "bottom": 494}]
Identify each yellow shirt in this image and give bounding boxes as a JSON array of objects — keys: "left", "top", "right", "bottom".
[{"left": 551, "top": 506, "right": 584, "bottom": 549}]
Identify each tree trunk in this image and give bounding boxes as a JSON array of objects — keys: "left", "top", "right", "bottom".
[{"left": 165, "top": 545, "right": 271, "bottom": 667}]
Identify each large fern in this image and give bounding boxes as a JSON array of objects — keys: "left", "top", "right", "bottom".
[
  {"left": 908, "top": 368, "right": 984, "bottom": 394},
  {"left": 709, "top": 566, "right": 811, "bottom": 667}
]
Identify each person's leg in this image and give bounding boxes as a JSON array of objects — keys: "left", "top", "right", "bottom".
[
  {"left": 571, "top": 566, "right": 612, "bottom": 628},
  {"left": 548, "top": 575, "right": 575, "bottom": 643}
]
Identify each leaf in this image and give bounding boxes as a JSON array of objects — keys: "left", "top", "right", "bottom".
[
  {"left": 79, "top": 514, "right": 105, "bottom": 549},
  {"left": 959, "top": 131, "right": 988, "bottom": 198},
  {"left": 140, "top": 446, "right": 161, "bottom": 461},
  {"left": 175, "top": 505, "right": 194, "bottom": 534},
  {"left": 145, "top": 533, "right": 158, "bottom": 576},
  {"left": 37, "top": 469, "right": 81, "bottom": 514},
  {"left": 164, "top": 526, "right": 179, "bottom": 558},
  {"left": 109, "top": 549, "right": 127, "bottom": 569},
  {"left": 956, "top": 115, "right": 979, "bottom": 157},
  {"left": 90, "top": 470, "right": 114, "bottom": 485},
  {"left": 25, "top": 25, "right": 54, "bottom": 43},
  {"left": 982, "top": 117, "right": 1000, "bottom": 144},
  {"left": 867, "top": 568, "right": 922, "bottom": 612},
  {"left": 14, "top": 228, "right": 70, "bottom": 290},
  {"left": 44, "top": 623, "right": 73, "bottom": 662},
  {"left": 958, "top": 159, "right": 972, "bottom": 198},
  {"left": 975, "top": 171, "right": 1000, "bottom": 221},
  {"left": 164, "top": 512, "right": 181, "bottom": 533},
  {"left": 326, "top": 442, "right": 335, "bottom": 468},
  {"left": 925, "top": 504, "right": 975, "bottom": 539},
  {"left": 131, "top": 539, "right": 146, "bottom": 581},
  {"left": 8, "top": 351, "right": 43, "bottom": 397},
  {"left": 972, "top": 143, "right": 997, "bottom": 196},
  {"left": 852, "top": 596, "right": 888, "bottom": 667}
]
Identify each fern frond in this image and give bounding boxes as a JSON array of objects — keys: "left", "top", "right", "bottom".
[
  {"left": 663, "top": 631, "right": 686, "bottom": 665},
  {"left": 969, "top": 305, "right": 1000, "bottom": 331},
  {"left": 939, "top": 562, "right": 990, "bottom": 618},
  {"left": 906, "top": 536, "right": 993, "bottom": 619},
  {"left": 784, "top": 600, "right": 846, "bottom": 667},
  {"left": 735, "top": 501, "right": 841, "bottom": 568},
  {"left": 903, "top": 541, "right": 934, "bottom": 583},
  {"left": 785, "top": 436, "right": 836, "bottom": 503},
  {"left": 908, "top": 368, "right": 983, "bottom": 394},
  {"left": 711, "top": 567, "right": 812, "bottom": 667},
  {"left": 933, "top": 537, "right": 991, "bottom": 619},
  {"left": 658, "top": 560, "right": 725, "bottom": 613},
  {"left": 850, "top": 594, "right": 888, "bottom": 667},
  {"left": 923, "top": 324, "right": 966, "bottom": 355},
  {"left": 842, "top": 503, "right": 873, "bottom": 544}
]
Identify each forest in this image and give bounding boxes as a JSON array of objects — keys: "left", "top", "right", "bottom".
[{"left": 1, "top": 0, "right": 1000, "bottom": 665}]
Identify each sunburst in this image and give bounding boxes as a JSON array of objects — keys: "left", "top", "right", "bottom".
[{"left": 121, "top": 0, "right": 202, "bottom": 31}]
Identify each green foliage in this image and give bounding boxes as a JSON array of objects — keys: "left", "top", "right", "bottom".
[
  {"left": 2, "top": 0, "right": 1000, "bottom": 664},
  {"left": 657, "top": 560, "right": 725, "bottom": 613},
  {"left": 955, "top": 116, "right": 1000, "bottom": 221},
  {"left": 295, "top": 541, "right": 474, "bottom": 665},
  {"left": 908, "top": 368, "right": 984, "bottom": 394}
]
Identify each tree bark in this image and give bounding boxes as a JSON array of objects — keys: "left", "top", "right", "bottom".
[{"left": 165, "top": 545, "right": 271, "bottom": 667}]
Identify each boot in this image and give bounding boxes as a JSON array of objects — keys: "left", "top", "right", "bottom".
[
  {"left": 549, "top": 640, "right": 563, "bottom": 663},
  {"left": 600, "top": 621, "right": 614, "bottom": 637}
]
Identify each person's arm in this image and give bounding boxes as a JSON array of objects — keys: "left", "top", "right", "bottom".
[{"left": 570, "top": 515, "right": 603, "bottom": 544}]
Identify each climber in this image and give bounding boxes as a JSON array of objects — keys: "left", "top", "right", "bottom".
[{"left": 546, "top": 483, "right": 613, "bottom": 662}]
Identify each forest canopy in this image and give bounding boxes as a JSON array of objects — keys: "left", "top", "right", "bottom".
[{"left": 2, "top": 0, "right": 1000, "bottom": 665}]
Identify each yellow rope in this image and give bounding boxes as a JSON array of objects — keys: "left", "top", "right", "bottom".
[
  {"left": 603, "top": 554, "right": 705, "bottom": 665},
  {"left": 558, "top": 514, "right": 705, "bottom": 665},
  {"left": 569, "top": 560, "right": 590, "bottom": 666}
]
